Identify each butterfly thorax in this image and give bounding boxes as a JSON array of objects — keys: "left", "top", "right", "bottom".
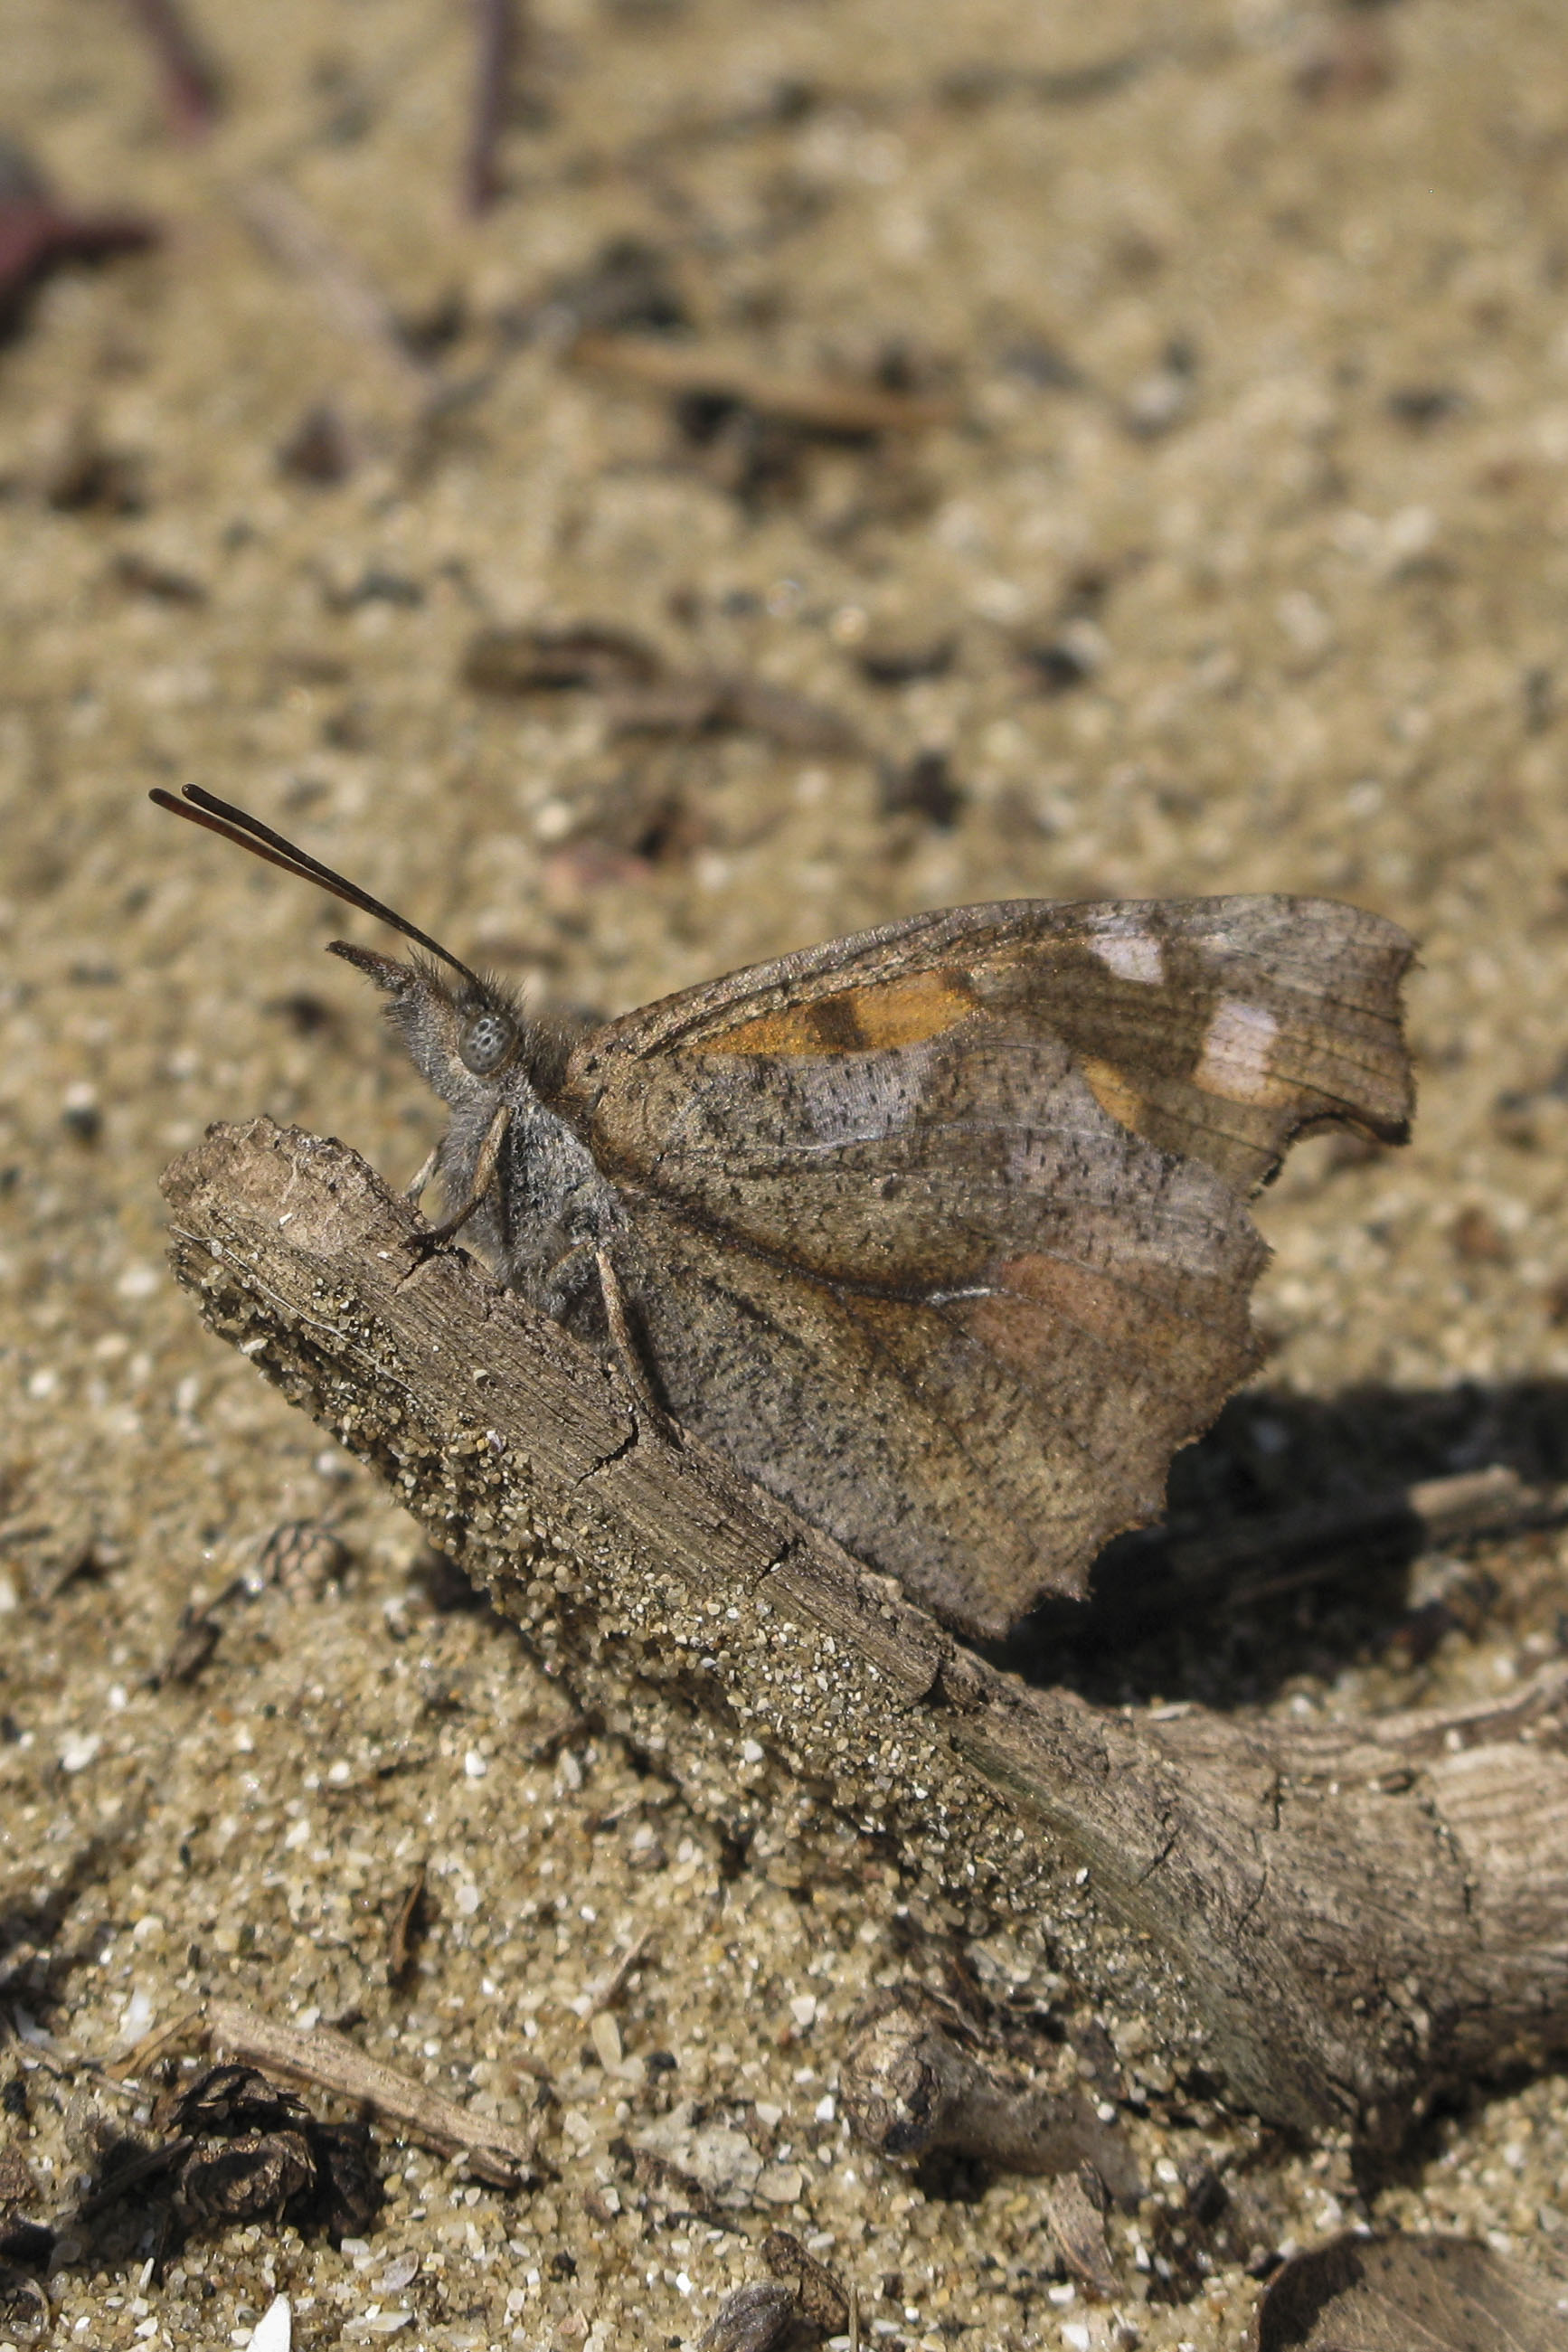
[
  {"left": 454, "top": 1081, "right": 621, "bottom": 1326},
  {"left": 355, "top": 943, "right": 621, "bottom": 1324}
]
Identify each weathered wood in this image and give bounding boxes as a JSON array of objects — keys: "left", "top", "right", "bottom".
[{"left": 162, "top": 1119, "right": 1568, "bottom": 2148}]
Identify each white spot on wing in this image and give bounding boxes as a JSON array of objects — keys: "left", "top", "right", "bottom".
[
  {"left": 1092, "top": 929, "right": 1164, "bottom": 985},
  {"left": 1195, "top": 997, "right": 1287, "bottom": 1104}
]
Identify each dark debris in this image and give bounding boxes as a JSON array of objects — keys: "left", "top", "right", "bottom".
[
  {"left": 0, "top": 138, "right": 157, "bottom": 345},
  {"left": 84, "top": 2064, "right": 383, "bottom": 2248}
]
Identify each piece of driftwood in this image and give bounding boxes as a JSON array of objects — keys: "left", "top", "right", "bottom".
[
  {"left": 162, "top": 1120, "right": 1568, "bottom": 2149},
  {"left": 839, "top": 1987, "right": 1138, "bottom": 2193}
]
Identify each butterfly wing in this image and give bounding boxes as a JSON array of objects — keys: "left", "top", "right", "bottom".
[{"left": 557, "top": 898, "right": 1413, "bottom": 1636}]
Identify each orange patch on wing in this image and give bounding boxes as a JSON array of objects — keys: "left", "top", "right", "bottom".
[
  {"left": 691, "top": 968, "right": 977, "bottom": 1057},
  {"left": 1080, "top": 1055, "right": 1145, "bottom": 1135},
  {"left": 851, "top": 970, "right": 978, "bottom": 1049}
]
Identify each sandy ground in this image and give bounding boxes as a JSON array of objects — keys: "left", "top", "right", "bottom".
[{"left": 4, "top": 0, "right": 1568, "bottom": 2343}]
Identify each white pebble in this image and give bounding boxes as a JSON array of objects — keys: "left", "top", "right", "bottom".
[{"left": 247, "top": 2294, "right": 291, "bottom": 2352}]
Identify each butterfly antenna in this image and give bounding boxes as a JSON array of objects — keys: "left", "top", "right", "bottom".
[{"left": 150, "top": 784, "right": 485, "bottom": 989}]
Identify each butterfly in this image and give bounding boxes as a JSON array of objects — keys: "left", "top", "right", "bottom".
[{"left": 153, "top": 784, "right": 1414, "bottom": 1639}]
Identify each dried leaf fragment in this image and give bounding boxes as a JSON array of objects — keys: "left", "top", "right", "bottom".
[
  {"left": 760, "top": 2226, "right": 849, "bottom": 2331},
  {"left": 83, "top": 2063, "right": 383, "bottom": 2245},
  {"left": 1042, "top": 2165, "right": 1119, "bottom": 2299},
  {"left": 696, "top": 2278, "right": 797, "bottom": 2352}
]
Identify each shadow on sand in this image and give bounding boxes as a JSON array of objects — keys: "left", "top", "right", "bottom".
[{"left": 991, "top": 1376, "right": 1568, "bottom": 1709}]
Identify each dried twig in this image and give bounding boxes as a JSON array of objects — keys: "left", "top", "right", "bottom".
[
  {"left": 464, "top": 0, "right": 521, "bottom": 215},
  {"left": 105, "top": 2007, "right": 204, "bottom": 2084},
  {"left": 587, "top": 1932, "right": 655, "bottom": 2017},
  {"left": 572, "top": 332, "right": 957, "bottom": 436},
  {"left": 122, "top": 0, "right": 222, "bottom": 137},
  {"left": 385, "top": 1864, "right": 427, "bottom": 1986},
  {"left": 840, "top": 1987, "right": 1138, "bottom": 2192},
  {"left": 233, "top": 178, "right": 430, "bottom": 403},
  {"left": 205, "top": 1998, "right": 544, "bottom": 2188}
]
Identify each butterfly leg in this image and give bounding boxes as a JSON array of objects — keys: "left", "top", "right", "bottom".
[
  {"left": 594, "top": 1245, "right": 676, "bottom": 1435},
  {"left": 402, "top": 1143, "right": 440, "bottom": 1206},
  {"left": 420, "top": 1102, "right": 511, "bottom": 1246}
]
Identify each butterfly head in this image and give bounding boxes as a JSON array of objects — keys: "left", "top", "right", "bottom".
[
  {"left": 150, "top": 784, "right": 541, "bottom": 1108},
  {"left": 327, "top": 939, "right": 530, "bottom": 1106}
]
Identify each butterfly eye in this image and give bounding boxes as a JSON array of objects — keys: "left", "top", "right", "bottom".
[{"left": 458, "top": 1006, "right": 515, "bottom": 1077}]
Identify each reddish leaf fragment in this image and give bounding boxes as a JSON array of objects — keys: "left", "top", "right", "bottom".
[
  {"left": 0, "top": 140, "right": 156, "bottom": 343},
  {"left": 0, "top": 199, "right": 156, "bottom": 342}
]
